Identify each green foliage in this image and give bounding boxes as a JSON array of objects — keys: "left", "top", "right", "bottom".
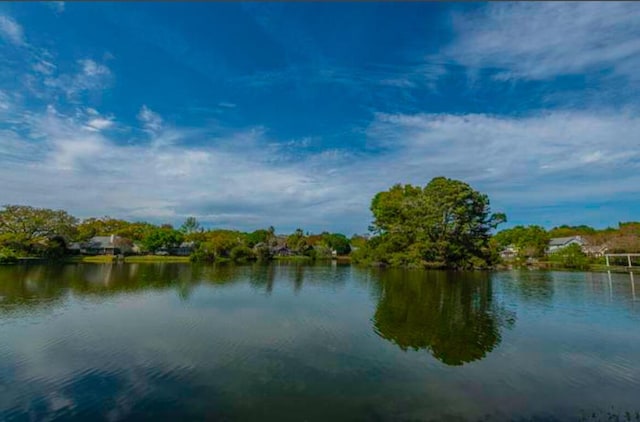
[
  {"left": 229, "top": 245, "right": 256, "bottom": 263},
  {"left": 286, "top": 228, "right": 311, "bottom": 254},
  {"left": 253, "top": 243, "right": 273, "bottom": 261},
  {"left": 39, "top": 236, "right": 68, "bottom": 259},
  {"left": 190, "top": 230, "right": 244, "bottom": 262},
  {"left": 322, "top": 233, "right": 351, "bottom": 255},
  {"left": 359, "top": 177, "right": 506, "bottom": 268},
  {"left": 0, "top": 205, "right": 78, "bottom": 255},
  {"left": 312, "top": 243, "right": 333, "bottom": 259},
  {"left": 350, "top": 235, "right": 368, "bottom": 250},
  {"left": 141, "top": 227, "right": 184, "bottom": 253},
  {"left": 548, "top": 243, "right": 590, "bottom": 269},
  {"left": 76, "top": 218, "right": 154, "bottom": 242},
  {"left": 115, "top": 222, "right": 156, "bottom": 242},
  {"left": 548, "top": 225, "right": 597, "bottom": 238},
  {"left": 493, "top": 225, "right": 549, "bottom": 258},
  {"left": 0, "top": 247, "right": 18, "bottom": 264},
  {"left": 246, "top": 229, "right": 271, "bottom": 247},
  {"left": 179, "top": 217, "right": 201, "bottom": 235}
]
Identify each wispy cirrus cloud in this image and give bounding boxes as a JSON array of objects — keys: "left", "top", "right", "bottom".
[
  {"left": 0, "top": 14, "right": 25, "bottom": 46},
  {"left": 47, "top": 2, "right": 65, "bottom": 14},
  {"left": 442, "top": 2, "right": 640, "bottom": 81},
  {"left": 42, "top": 58, "right": 113, "bottom": 99},
  {"left": 137, "top": 105, "right": 163, "bottom": 134}
]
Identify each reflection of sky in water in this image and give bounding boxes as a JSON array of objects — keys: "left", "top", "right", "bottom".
[{"left": 1, "top": 264, "right": 639, "bottom": 420}]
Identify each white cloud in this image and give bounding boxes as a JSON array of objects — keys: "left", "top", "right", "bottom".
[
  {"left": 43, "top": 59, "right": 113, "bottom": 99},
  {"left": 443, "top": 2, "right": 640, "bottom": 80},
  {"left": 85, "top": 117, "right": 114, "bottom": 132},
  {"left": 1, "top": 104, "right": 639, "bottom": 232},
  {"left": 47, "top": 2, "right": 65, "bottom": 14},
  {"left": 137, "top": 105, "right": 163, "bottom": 133},
  {"left": 0, "top": 90, "right": 10, "bottom": 111},
  {"left": 79, "top": 59, "right": 109, "bottom": 78},
  {"left": 0, "top": 14, "right": 25, "bottom": 46},
  {"left": 363, "top": 111, "right": 640, "bottom": 209},
  {"left": 33, "top": 59, "right": 57, "bottom": 75}
]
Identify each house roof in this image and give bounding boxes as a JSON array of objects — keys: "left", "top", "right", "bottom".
[
  {"left": 85, "top": 236, "right": 115, "bottom": 248},
  {"left": 549, "top": 236, "right": 582, "bottom": 246},
  {"left": 83, "top": 235, "right": 129, "bottom": 248},
  {"left": 582, "top": 244, "right": 608, "bottom": 252}
]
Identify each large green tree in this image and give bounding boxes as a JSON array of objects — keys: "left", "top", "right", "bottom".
[
  {"left": 363, "top": 177, "right": 505, "bottom": 268},
  {"left": 0, "top": 205, "right": 78, "bottom": 253}
]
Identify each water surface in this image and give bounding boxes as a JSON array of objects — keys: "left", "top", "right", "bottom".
[{"left": 1, "top": 263, "right": 639, "bottom": 421}]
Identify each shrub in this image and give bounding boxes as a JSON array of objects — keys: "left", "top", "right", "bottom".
[
  {"left": 548, "top": 243, "right": 590, "bottom": 269},
  {"left": 229, "top": 245, "right": 256, "bottom": 263},
  {"left": 0, "top": 247, "right": 18, "bottom": 264}
]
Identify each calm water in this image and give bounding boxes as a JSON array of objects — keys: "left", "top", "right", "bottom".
[{"left": 1, "top": 263, "right": 639, "bottom": 421}]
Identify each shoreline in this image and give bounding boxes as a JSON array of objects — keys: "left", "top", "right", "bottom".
[{"left": 2, "top": 256, "right": 636, "bottom": 274}]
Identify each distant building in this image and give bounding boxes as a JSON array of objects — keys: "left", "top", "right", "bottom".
[
  {"left": 172, "top": 241, "right": 195, "bottom": 256},
  {"left": 500, "top": 245, "right": 519, "bottom": 260},
  {"left": 582, "top": 243, "right": 609, "bottom": 257},
  {"left": 79, "top": 235, "right": 133, "bottom": 255},
  {"left": 547, "top": 236, "right": 585, "bottom": 253},
  {"left": 273, "top": 246, "right": 294, "bottom": 257}
]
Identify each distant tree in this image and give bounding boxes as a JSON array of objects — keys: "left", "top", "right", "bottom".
[
  {"left": 548, "top": 225, "right": 597, "bottom": 238},
  {"left": 0, "top": 205, "right": 78, "bottom": 254},
  {"left": 322, "top": 233, "right": 351, "bottom": 255},
  {"left": 141, "top": 227, "right": 184, "bottom": 253},
  {"left": 246, "top": 229, "right": 270, "bottom": 247},
  {"left": 115, "top": 221, "right": 155, "bottom": 242},
  {"left": 493, "top": 225, "right": 549, "bottom": 258},
  {"left": 350, "top": 235, "right": 368, "bottom": 249},
  {"left": 229, "top": 245, "right": 256, "bottom": 263},
  {"left": 548, "top": 243, "right": 590, "bottom": 269},
  {"left": 253, "top": 243, "right": 273, "bottom": 261},
  {"left": 180, "top": 217, "right": 201, "bottom": 235},
  {"left": 75, "top": 217, "right": 130, "bottom": 240},
  {"left": 286, "top": 228, "right": 309, "bottom": 254},
  {"left": 190, "top": 230, "right": 244, "bottom": 261},
  {"left": 618, "top": 222, "right": 640, "bottom": 236}
]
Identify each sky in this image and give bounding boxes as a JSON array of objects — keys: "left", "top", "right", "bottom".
[{"left": 1, "top": 2, "right": 639, "bottom": 234}]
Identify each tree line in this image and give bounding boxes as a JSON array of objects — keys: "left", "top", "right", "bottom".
[
  {"left": 2, "top": 176, "right": 638, "bottom": 268},
  {"left": 0, "top": 204, "right": 351, "bottom": 264}
]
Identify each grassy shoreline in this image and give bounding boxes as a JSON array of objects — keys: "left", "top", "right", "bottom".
[{"left": 3, "top": 255, "right": 635, "bottom": 273}]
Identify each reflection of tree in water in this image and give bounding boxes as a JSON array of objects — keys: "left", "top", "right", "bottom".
[
  {"left": 247, "top": 262, "right": 350, "bottom": 295},
  {"left": 0, "top": 263, "right": 246, "bottom": 314},
  {"left": 373, "top": 270, "right": 515, "bottom": 366}
]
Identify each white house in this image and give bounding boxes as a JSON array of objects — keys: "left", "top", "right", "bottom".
[
  {"left": 500, "top": 244, "right": 519, "bottom": 260},
  {"left": 547, "top": 236, "right": 585, "bottom": 253},
  {"left": 582, "top": 243, "right": 609, "bottom": 257}
]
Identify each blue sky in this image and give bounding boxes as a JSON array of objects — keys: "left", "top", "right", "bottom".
[{"left": 1, "top": 2, "right": 639, "bottom": 234}]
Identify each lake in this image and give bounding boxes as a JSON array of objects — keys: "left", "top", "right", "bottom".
[{"left": 1, "top": 263, "right": 639, "bottom": 421}]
